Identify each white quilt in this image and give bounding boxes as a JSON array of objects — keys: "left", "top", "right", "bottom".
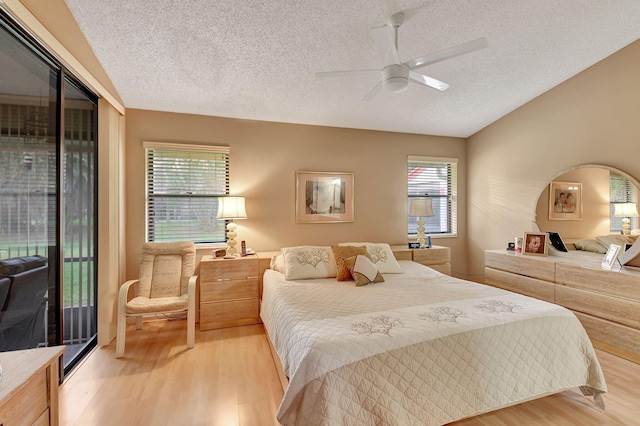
[{"left": 260, "top": 261, "right": 607, "bottom": 426}]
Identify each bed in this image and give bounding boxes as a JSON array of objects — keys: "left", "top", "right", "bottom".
[{"left": 260, "top": 246, "right": 607, "bottom": 426}]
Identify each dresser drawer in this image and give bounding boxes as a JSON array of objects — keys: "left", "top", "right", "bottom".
[
  {"left": 200, "top": 278, "right": 258, "bottom": 302},
  {"left": 485, "top": 267, "right": 555, "bottom": 303},
  {"left": 556, "top": 284, "right": 640, "bottom": 329},
  {"left": 485, "top": 250, "right": 555, "bottom": 282},
  {"left": 0, "top": 368, "right": 48, "bottom": 425}
]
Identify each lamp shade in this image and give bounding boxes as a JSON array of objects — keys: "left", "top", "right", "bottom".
[
  {"left": 613, "top": 202, "right": 639, "bottom": 217},
  {"left": 217, "top": 196, "right": 247, "bottom": 220},
  {"left": 409, "top": 198, "right": 434, "bottom": 217}
]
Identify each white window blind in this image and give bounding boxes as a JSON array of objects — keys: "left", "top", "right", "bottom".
[
  {"left": 407, "top": 156, "right": 457, "bottom": 236},
  {"left": 610, "top": 174, "right": 639, "bottom": 233},
  {"left": 145, "top": 142, "right": 229, "bottom": 243}
]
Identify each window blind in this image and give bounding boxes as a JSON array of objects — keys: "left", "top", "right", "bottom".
[
  {"left": 145, "top": 143, "right": 229, "bottom": 243},
  {"left": 407, "top": 156, "right": 457, "bottom": 236},
  {"left": 610, "top": 174, "right": 639, "bottom": 232}
]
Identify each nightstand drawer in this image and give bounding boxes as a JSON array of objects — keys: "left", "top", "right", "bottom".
[
  {"left": 412, "top": 247, "right": 450, "bottom": 265},
  {"left": 200, "top": 299, "right": 260, "bottom": 329},
  {"left": 201, "top": 278, "right": 258, "bottom": 302},
  {"left": 200, "top": 257, "right": 258, "bottom": 281}
]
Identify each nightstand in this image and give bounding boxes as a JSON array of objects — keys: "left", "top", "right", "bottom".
[
  {"left": 199, "top": 255, "right": 260, "bottom": 330},
  {"left": 412, "top": 246, "right": 451, "bottom": 275},
  {"left": 391, "top": 245, "right": 451, "bottom": 275}
]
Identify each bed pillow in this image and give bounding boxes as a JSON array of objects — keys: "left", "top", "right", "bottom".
[
  {"left": 345, "top": 255, "right": 384, "bottom": 286},
  {"left": 281, "top": 246, "right": 337, "bottom": 280},
  {"left": 270, "top": 254, "right": 285, "bottom": 273},
  {"left": 331, "top": 245, "right": 368, "bottom": 281},
  {"left": 595, "top": 234, "right": 630, "bottom": 250},
  {"left": 573, "top": 239, "right": 607, "bottom": 254},
  {"left": 339, "top": 242, "right": 403, "bottom": 273}
]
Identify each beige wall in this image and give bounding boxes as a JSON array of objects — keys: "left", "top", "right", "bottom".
[
  {"left": 125, "top": 110, "right": 468, "bottom": 279},
  {"left": 467, "top": 39, "right": 640, "bottom": 279}
]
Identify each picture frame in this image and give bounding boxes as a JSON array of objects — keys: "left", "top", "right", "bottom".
[
  {"left": 601, "top": 244, "right": 622, "bottom": 270},
  {"left": 522, "top": 232, "right": 548, "bottom": 256},
  {"left": 295, "top": 171, "right": 354, "bottom": 223},
  {"left": 549, "top": 181, "right": 582, "bottom": 220}
]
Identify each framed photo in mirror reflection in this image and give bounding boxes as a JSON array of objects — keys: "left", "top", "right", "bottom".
[{"left": 549, "top": 181, "right": 582, "bottom": 220}]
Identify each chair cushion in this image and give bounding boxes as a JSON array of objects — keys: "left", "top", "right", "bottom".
[
  {"left": 138, "top": 241, "right": 195, "bottom": 298},
  {"left": 126, "top": 294, "right": 189, "bottom": 314},
  {"left": 0, "top": 255, "right": 47, "bottom": 276}
]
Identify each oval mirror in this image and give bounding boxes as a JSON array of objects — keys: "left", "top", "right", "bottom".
[{"left": 535, "top": 165, "right": 640, "bottom": 240}]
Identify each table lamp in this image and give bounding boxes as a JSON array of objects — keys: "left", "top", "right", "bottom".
[
  {"left": 217, "top": 196, "right": 247, "bottom": 257},
  {"left": 409, "top": 198, "right": 434, "bottom": 248},
  {"left": 613, "top": 202, "right": 639, "bottom": 236}
]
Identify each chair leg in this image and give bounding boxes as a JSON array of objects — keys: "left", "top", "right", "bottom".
[
  {"left": 115, "top": 310, "right": 126, "bottom": 359},
  {"left": 187, "top": 307, "right": 195, "bottom": 349}
]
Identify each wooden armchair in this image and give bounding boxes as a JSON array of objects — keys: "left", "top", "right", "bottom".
[{"left": 116, "top": 241, "right": 197, "bottom": 358}]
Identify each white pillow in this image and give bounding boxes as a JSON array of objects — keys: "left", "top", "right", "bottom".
[
  {"left": 338, "top": 242, "right": 403, "bottom": 273},
  {"left": 270, "top": 254, "right": 285, "bottom": 273},
  {"left": 280, "top": 246, "right": 337, "bottom": 280}
]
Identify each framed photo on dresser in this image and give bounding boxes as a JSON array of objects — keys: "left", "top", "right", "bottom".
[{"left": 522, "top": 232, "right": 548, "bottom": 256}]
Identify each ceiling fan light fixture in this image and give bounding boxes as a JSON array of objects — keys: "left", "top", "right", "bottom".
[
  {"left": 383, "top": 63, "right": 409, "bottom": 93},
  {"left": 384, "top": 77, "right": 409, "bottom": 93}
]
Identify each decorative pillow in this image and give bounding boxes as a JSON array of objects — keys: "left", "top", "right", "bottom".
[
  {"left": 338, "top": 242, "right": 403, "bottom": 273},
  {"left": 573, "top": 239, "right": 607, "bottom": 254},
  {"left": 331, "top": 245, "right": 368, "bottom": 281},
  {"left": 270, "top": 254, "right": 285, "bottom": 273},
  {"left": 345, "top": 255, "right": 384, "bottom": 286},
  {"left": 596, "top": 234, "right": 630, "bottom": 250},
  {"left": 281, "top": 246, "right": 337, "bottom": 280}
]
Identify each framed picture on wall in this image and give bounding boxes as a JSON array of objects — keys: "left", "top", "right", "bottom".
[
  {"left": 295, "top": 171, "right": 354, "bottom": 223},
  {"left": 549, "top": 181, "right": 582, "bottom": 220},
  {"left": 522, "top": 232, "right": 548, "bottom": 256}
]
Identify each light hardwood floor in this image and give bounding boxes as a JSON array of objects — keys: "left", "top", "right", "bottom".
[{"left": 60, "top": 319, "right": 640, "bottom": 425}]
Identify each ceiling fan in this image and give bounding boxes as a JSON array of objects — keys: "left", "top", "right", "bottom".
[{"left": 316, "top": 12, "right": 488, "bottom": 101}]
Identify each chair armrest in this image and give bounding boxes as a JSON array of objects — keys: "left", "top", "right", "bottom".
[
  {"left": 188, "top": 275, "right": 197, "bottom": 298},
  {"left": 118, "top": 279, "right": 139, "bottom": 314}
]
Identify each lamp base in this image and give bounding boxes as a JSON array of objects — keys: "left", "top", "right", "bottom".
[
  {"left": 622, "top": 218, "right": 631, "bottom": 236},
  {"left": 226, "top": 221, "right": 238, "bottom": 257},
  {"left": 416, "top": 218, "right": 425, "bottom": 247}
]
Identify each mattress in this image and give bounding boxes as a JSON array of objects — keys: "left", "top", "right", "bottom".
[{"left": 260, "top": 260, "right": 606, "bottom": 426}]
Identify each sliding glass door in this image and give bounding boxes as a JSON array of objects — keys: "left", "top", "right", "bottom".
[{"left": 0, "top": 11, "right": 98, "bottom": 373}]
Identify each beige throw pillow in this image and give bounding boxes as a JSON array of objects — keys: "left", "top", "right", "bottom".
[{"left": 332, "top": 245, "right": 368, "bottom": 281}]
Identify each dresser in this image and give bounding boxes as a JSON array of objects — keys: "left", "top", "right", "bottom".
[
  {"left": 199, "top": 255, "right": 260, "bottom": 330},
  {"left": 0, "top": 346, "right": 65, "bottom": 426},
  {"left": 485, "top": 249, "right": 640, "bottom": 363}
]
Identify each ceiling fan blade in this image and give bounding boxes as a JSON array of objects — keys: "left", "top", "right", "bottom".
[
  {"left": 370, "top": 25, "right": 400, "bottom": 66},
  {"left": 316, "top": 69, "right": 380, "bottom": 78},
  {"left": 406, "top": 37, "right": 488, "bottom": 71},
  {"left": 409, "top": 71, "right": 449, "bottom": 91},
  {"left": 362, "top": 81, "right": 384, "bottom": 101}
]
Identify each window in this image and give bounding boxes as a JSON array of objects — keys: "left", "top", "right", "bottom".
[
  {"left": 145, "top": 142, "right": 229, "bottom": 243},
  {"left": 407, "top": 156, "right": 457, "bottom": 236},
  {"left": 610, "top": 174, "right": 638, "bottom": 233}
]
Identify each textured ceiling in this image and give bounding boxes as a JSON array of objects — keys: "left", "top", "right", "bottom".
[{"left": 63, "top": 0, "right": 640, "bottom": 138}]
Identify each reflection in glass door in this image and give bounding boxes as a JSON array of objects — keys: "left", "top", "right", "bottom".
[
  {"left": 62, "top": 78, "right": 97, "bottom": 370},
  {"left": 1, "top": 11, "right": 98, "bottom": 374}
]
